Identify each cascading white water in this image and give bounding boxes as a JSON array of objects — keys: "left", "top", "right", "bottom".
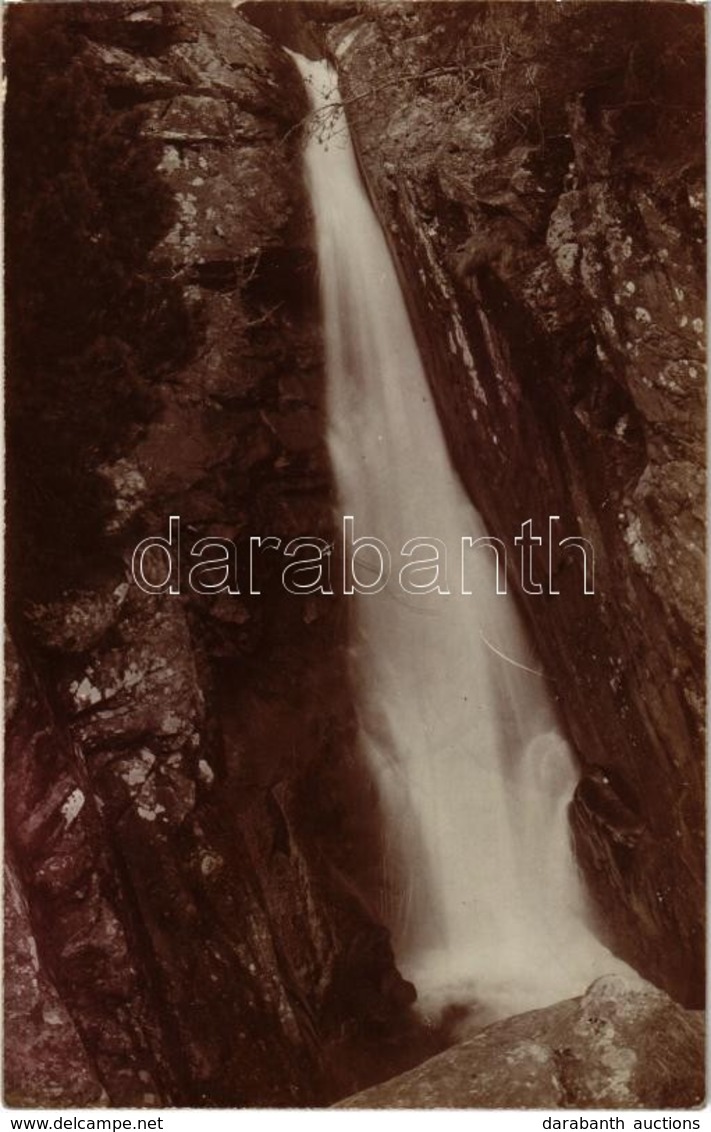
[{"left": 294, "top": 55, "right": 635, "bottom": 1027}]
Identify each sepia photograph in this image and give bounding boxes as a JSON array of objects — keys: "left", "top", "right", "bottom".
[{"left": 3, "top": 0, "right": 706, "bottom": 1113}]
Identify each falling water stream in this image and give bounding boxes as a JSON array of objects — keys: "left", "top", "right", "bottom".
[{"left": 294, "top": 55, "right": 634, "bottom": 1027}]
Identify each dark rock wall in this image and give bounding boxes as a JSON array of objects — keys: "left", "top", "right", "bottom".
[
  {"left": 320, "top": 3, "right": 705, "bottom": 1005},
  {"left": 4, "top": 858, "right": 107, "bottom": 1108},
  {"left": 6, "top": 3, "right": 417, "bottom": 1107}
]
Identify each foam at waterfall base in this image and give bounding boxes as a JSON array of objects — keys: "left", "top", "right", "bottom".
[{"left": 404, "top": 941, "right": 643, "bottom": 1038}]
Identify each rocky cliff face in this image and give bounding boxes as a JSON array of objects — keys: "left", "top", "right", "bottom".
[
  {"left": 6, "top": 4, "right": 420, "bottom": 1107},
  {"left": 320, "top": 1, "right": 705, "bottom": 1007},
  {"left": 6, "top": 0, "right": 705, "bottom": 1110}
]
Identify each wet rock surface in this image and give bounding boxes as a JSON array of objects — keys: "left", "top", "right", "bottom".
[
  {"left": 336, "top": 975, "right": 705, "bottom": 1109},
  {"left": 323, "top": 2, "right": 705, "bottom": 1006}
]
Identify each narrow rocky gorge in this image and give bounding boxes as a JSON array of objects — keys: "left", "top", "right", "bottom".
[
  {"left": 5, "top": 0, "right": 705, "bottom": 1110},
  {"left": 6, "top": 3, "right": 423, "bottom": 1107}
]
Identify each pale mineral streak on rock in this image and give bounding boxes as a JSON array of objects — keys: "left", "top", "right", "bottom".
[{"left": 98, "top": 458, "right": 148, "bottom": 533}]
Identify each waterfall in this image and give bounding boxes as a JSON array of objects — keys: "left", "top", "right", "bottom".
[{"left": 294, "top": 55, "right": 635, "bottom": 1028}]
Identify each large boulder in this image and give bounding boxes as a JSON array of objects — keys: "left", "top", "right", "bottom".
[{"left": 337, "top": 975, "right": 705, "bottom": 1108}]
